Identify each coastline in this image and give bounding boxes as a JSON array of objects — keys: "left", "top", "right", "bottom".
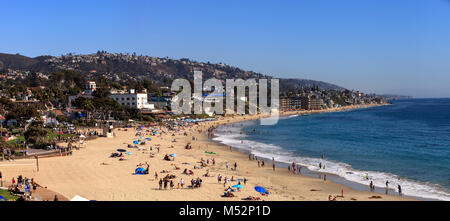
[
  {"left": 0, "top": 103, "right": 416, "bottom": 201},
  {"left": 210, "top": 103, "right": 438, "bottom": 201}
]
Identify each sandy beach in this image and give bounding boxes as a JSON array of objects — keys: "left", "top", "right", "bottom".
[{"left": 0, "top": 103, "right": 415, "bottom": 201}]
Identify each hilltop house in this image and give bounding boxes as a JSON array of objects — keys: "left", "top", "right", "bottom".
[{"left": 68, "top": 81, "right": 154, "bottom": 110}]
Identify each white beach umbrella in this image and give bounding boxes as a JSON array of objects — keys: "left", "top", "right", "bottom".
[{"left": 70, "top": 195, "right": 89, "bottom": 201}]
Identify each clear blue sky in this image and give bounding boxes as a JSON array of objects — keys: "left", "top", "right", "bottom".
[{"left": 1, "top": 0, "right": 450, "bottom": 98}]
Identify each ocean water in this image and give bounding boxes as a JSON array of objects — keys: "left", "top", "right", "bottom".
[{"left": 213, "top": 99, "right": 450, "bottom": 201}]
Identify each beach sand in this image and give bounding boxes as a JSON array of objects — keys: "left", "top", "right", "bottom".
[{"left": 0, "top": 103, "right": 415, "bottom": 201}]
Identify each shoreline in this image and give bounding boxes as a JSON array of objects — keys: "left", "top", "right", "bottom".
[
  {"left": 209, "top": 117, "right": 438, "bottom": 201},
  {"left": 209, "top": 103, "right": 446, "bottom": 201},
  {"left": 202, "top": 103, "right": 422, "bottom": 201},
  {"left": 0, "top": 103, "right": 417, "bottom": 201}
]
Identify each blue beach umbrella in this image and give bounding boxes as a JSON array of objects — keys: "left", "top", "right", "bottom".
[
  {"left": 254, "top": 186, "right": 266, "bottom": 194},
  {"left": 133, "top": 140, "right": 139, "bottom": 144},
  {"left": 146, "top": 138, "right": 151, "bottom": 140},
  {"left": 232, "top": 184, "right": 243, "bottom": 189},
  {"left": 170, "top": 153, "right": 177, "bottom": 157}
]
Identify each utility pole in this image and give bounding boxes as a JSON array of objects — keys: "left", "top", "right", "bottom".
[{"left": 35, "top": 155, "right": 39, "bottom": 172}]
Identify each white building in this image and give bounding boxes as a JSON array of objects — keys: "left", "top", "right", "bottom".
[
  {"left": 110, "top": 89, "right": 154, "bottom": 110},
  {"left": 85, "top": 81, "right": 96, "bottom": 94},
  {"left": 69, "top": 81, "right": 154, "bottom": 110},
  {"left": 68, "top": 81, "right": 95, "bottom": 109}
]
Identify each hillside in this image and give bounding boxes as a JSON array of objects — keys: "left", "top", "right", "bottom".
[
  {"left": 0, "top": 52, "right": 346, "bottom": 92},
  {"left": 0, "top": 53, "right": 38, "bottom": 70}
]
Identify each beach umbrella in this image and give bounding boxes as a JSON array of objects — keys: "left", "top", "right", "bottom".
[
  {"left": 170, "top": 153, "right": 177, "bottom": 157},
  {"left": 125, "top": 152, "right": 132, "bottom": 155},
  {"left": 71, "top": 195, "right": 89, "bottom": 201},
  {"left": 117, "top": 149, "right": 126, "bottom": 152},
  {"left": 133, "top": 140, "right": 139, "bottom": 144},
  {"left": 145, "top": 138, "right": 151, "bottom": 140},
  {"left": 254, "top": 186, "right": 266, "bottom": 194},
  {"left": 232, "top": 184, "right": 243, "bottom": 189}
]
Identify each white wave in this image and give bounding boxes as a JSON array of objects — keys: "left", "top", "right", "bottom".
[{"left": 213, "top": 124, "right": 450, "bottom": 201}]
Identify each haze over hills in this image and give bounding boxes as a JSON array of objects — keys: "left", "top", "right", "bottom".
[{"left": 0, "top": 52, "right": 346, "bottom": 92}]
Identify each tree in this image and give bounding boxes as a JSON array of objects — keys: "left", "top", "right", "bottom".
[
  {"left": 56, "top": 115, "right": 68, "bottom": 123},
  {"left": 24, "top": 120, "right": 48, "bottom": 146},
  {"left": 92, "top": 87, "right": 111, "bottom": 99}
]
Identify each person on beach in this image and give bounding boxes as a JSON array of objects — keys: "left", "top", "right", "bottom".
[
  {"left": 226, "top": 162, "right": 229, "bottom": 170},
  {"left": 398, "top": 184, "right": 402, "bottom": 196},
  {"left": 369, "top": 181, "right": 375, "bottom": 192},
  {"left": 234, "top": 162, "right": 237, "bottom": 171},
  {"left": 385, "top": 180, "right": 390, "bottom": 194},
  {"left": 218, "top": 174, "right": 222, "bottom": 183},
  {"left": 180, "top": 178, "right": 185, "bottom": 188},
  {"left": 164, "top": 179, "right": 168, "bottom": 189},
  {"left": 159, "top": 179, "right": 163, "bottom": 190}
]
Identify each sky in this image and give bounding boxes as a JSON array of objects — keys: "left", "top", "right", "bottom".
[{"left": 1, "top": 0, "right": 450, "bottom": 98}]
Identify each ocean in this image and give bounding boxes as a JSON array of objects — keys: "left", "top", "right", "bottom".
[{"left": 213, "top": 99, "right": 450, "bottom": 201}]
